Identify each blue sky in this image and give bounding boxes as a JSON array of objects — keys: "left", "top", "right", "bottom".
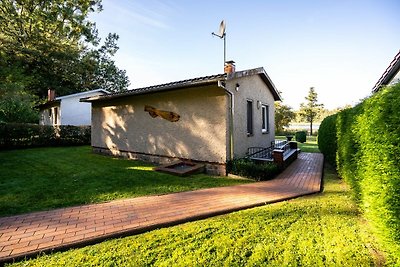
[{"left": 90, "top": 0, "right": 400, "bottom": 109}]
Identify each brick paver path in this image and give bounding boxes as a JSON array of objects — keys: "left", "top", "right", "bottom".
[{"left": 0, "top": 152, "right": 323, "bottom": 263}]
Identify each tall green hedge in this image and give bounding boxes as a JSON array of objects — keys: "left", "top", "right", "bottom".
[
  {"left": 317, "top": 113, "right": 337, "bottom": 165},
  {"left": 336, "top": 105, "right": 364, "bottom": 202},
  {"left": 350, "top": 86, "right": 400, "bottom": 255},
  {"left": 318, "top": 84, "right": 400, "bottom": 263},
  {"left": 0, "top": 123, "right": 91, "bottom": 149}
]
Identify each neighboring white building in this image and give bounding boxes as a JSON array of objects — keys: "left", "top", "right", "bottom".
[{"left": 38, "top": 89, "right": 109, "bottom": 126}]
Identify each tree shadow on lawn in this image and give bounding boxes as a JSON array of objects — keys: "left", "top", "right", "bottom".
[{"left": 0, "top": 147, "right": 249, "bottom": 217}]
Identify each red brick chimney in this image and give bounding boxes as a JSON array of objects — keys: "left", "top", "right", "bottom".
[
  {"left": 48, "top": 89, "right": 55, "bottom": 101},
  {"left": 224, "top": 60, "right": 236, "bottom": 74}
]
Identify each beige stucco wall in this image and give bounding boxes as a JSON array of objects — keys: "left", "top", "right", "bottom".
[
  {"left": 92, "top": 85, "right": 228, "bottom": 164},
  {"left": 226, "top": 74, "right": 276, "bottom": 158}
]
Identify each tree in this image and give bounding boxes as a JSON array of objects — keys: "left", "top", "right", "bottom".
[
  {"left": 0, "top": 0, "right": 129, "bottom": 100},
  {"left": 275, "top": 102, "right": 296, "bottom": 133},
  {"left": 0, "top": 65, "right": 38, "bottom": 123},
  {"left": 298, "top": 87, "right": 324, "bottom": 135},
  {"left": 77, "top": 33, "right": 130, "bottom": 92}
]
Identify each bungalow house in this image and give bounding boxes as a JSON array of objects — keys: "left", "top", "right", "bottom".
[
  {"left": 38, "top": 89, "right": 109, "bottom": 126},
  {"left": 372, "top": 50, "right": 400, "bottom": 93},
  {"left": 82, "top": 64, "right": 282, "bottom": 175}
]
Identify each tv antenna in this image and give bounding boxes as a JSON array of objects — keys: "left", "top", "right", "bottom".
[{"left": 212, "top": 20, "right": 226, "bottom": 66}]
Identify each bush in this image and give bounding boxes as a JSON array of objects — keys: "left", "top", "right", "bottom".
[
  {"left": 0, "top": 123, "right": 91, "bottom": 149},
  {"left": 318, "top": 114, "right": 337, "bottom": 166},
  {"left": 227, "top": 158, "right": 280, "bottom": 181},
  {"left": 334, "top": 84, "right": 400, "bottom": 264},
  {"left": 295, "top": 131, "right": 306, "bottom": 143}
]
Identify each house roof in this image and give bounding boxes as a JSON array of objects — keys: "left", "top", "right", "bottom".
[
  {"left": 36, "top": 99, "right": 61, "bottom": 109},
  {"left": 37, "top": 89, "right": 109, "bottom": 109},
  {"left": 82, "top": 67, "right": 281, "bottom": 102},
  {"left": 56, "top": 88, "right": 109, "bottom": 100},
  {"left": 372, "top": 50, "right": 400, "bottom": 93}
]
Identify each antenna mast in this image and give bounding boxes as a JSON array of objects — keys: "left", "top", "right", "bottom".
[{"left": 212, "top": 20, "right": 226, "bottom": 67}]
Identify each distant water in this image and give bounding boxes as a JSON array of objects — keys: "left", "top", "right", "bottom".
[{"left": 288, "top": 123, "right": 320, "bottom": 130}]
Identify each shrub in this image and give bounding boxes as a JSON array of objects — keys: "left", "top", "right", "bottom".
[
  {"left": 295, "top": 131, "right": 306, "bottom": 143},
  {"left": 318, "top": 114, "right": 337, "bottom": 166},
  {"left": 227, "top": 158, "right": 280, "bottom": 181},
  {"left": 0, "top": 123, "right": 91, "bottom": 149},
  {"left": 334, "top": 84, "right": 400, "bottom": 264}
]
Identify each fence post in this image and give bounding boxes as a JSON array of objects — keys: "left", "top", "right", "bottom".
[
  {"left": 272, "top": 149, "right": 284, "bottom": 169},
  {"left": 289, "top": 141, "right": 297, "bottom": 150}
]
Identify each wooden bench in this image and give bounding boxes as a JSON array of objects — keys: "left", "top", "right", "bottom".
[{"left": 272, "top": 141, "right": 299, "bottom": 169}]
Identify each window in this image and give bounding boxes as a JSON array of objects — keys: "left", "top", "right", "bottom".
[
  {"left": 262, "top": 104, "right": 269, "bottom": 133},
  {"left": 54, "top": 107, "right": 58, "bottom": 125},
  {"left": 247, "top": 100, "right": 253, "bottom": 135}
]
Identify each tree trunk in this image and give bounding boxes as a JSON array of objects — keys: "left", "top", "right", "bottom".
[{"left": 310, "top": 121, "right": 313, "bottom": 136}]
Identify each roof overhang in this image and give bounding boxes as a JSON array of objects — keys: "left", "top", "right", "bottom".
[
  {"left": 36, "top": 100, "right": 61, "bottom": 110},
  {"left": 256, "top": 69, "right": 282, "bottom": 101},
  {"left": 81, "top": 75, "right": 226, "bottom": 103},
  {"left": 226, "top": 67, "right": 282, "bottom": 101},
  {"left": 57, "top": 89, "right": 109, "bottom": 101},
  {"left": 36, "top": 89, "right": 109, "bottom": 109},
  {"left": 372, "top": 50, "right": 400, "bottom": 93},
  {"left": 81, "top": 67, "right": 282, "bottom": 103}
]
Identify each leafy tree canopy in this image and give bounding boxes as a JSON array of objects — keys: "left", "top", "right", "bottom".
[
  {"left": 0, "top": 0, "right": 129, "bottom": 100},
  {"left": 275, "top": 102, "right": 296, "bottom": 133}
]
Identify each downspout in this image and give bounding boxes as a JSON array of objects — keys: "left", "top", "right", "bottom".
[{"left": 218, "top": 80, "right": 234, "bottom": 161}]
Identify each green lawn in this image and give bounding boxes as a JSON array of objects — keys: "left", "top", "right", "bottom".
[
  {"left": 0, "top": 146, "right": 251, "bottom": 217},
  {"left": 8, "top": 164, "right": 384, "bottom": 266},
  {"left": 276, "top": 135, "right": 320, "bottom": 153}
]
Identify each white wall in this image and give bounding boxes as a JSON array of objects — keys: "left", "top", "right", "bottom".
[
  {"left": 60, "top": 97, "right": 92, "bottom": 126},
  {"left": 59, "top": 91, "right": 107, "bottom": 126}
]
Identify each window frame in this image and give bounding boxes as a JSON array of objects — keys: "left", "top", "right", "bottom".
[
  {"left": 246, "top": 99, "right": 253, "bottom": 136},
  {"left": 53, "top": 107, "right": 58, "bottom": 125},
  {"left": 261, "top": 104, "right": 269, "bottom": 134}
]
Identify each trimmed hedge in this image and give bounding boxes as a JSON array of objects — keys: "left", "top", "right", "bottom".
[
  {"left": 348, "top": 87, "right": 400, "bottom": 261},
  {"left": 317, "top": 114, "right": 337, "bottom": 165},
  {"left": 318, "top": 84, "right": 400, "bottom": 264},
  {"left": 227, "top": 158, "right": 280, "bottom": 181},
  {"left": 295, "top": 131, "right": 306, "bottom": 143},
  {"left": 0, "top": 123, "right": 91, "bottom": 149},
  {"left": 336, "top": 106, "right": 363, "bottom": 202}
]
